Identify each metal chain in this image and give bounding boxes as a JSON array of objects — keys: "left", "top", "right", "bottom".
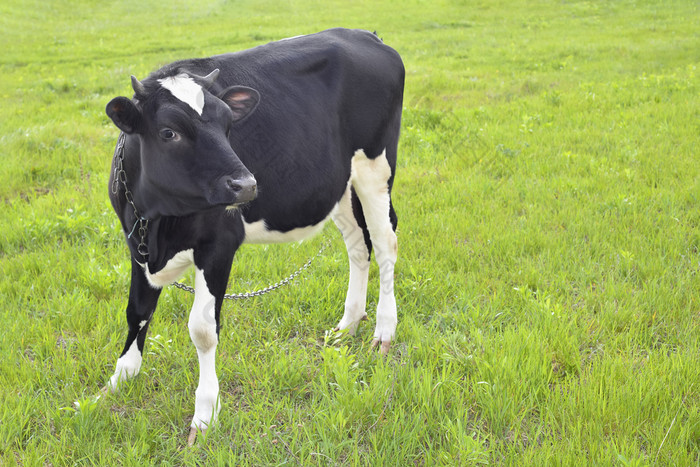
[
  {"left": 171, "top": 236, "right": 332, "bottom": 300},
  {"left": 112, "top": 132, "right": 149, "bottom": 259}
]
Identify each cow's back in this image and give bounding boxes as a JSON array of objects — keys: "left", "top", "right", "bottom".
[
  {"left": 210, "top": 29, "right": 405, "bottom": 231},
  {"left": 216, "top": 28, "right": 404, "bottom": 154}
]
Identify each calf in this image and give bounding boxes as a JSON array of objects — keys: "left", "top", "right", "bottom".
[{"left": 104, "top": 28, "right": 404, "bottom": 444}]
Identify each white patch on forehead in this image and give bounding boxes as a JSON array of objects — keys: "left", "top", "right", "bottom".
[{"left": 158, "top": 74, "right": 205, "bottom": 116}]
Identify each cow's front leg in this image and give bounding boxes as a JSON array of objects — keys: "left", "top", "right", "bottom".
[
  {"left": 187, "top": 266, "right": 225, "bottom": 446},
  {"left": 105, "top": 258, "right": 162, "bottom": 393}
]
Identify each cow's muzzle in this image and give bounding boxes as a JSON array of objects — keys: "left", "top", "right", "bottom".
[
  {"left": 223, "top": 175, "right": 257, "bottom": 204},
  {"left": 208, "top": 174, "right": 257, "bottom": 207}
]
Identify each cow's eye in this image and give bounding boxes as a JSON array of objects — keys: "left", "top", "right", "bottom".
[{"left": 159, "top": 128, "right": 179, "bottom": 141}]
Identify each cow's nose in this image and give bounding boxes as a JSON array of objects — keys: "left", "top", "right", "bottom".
[{"left": 226, "top": 175, "right": 257, "bottom": 202}]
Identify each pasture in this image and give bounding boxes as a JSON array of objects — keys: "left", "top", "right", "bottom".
[{"left": 1, "top": 0, "right": 699, "bottom": 464}]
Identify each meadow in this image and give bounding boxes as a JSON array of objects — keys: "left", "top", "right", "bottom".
[{"left": 1, "top": 0, "right": 699, "bottom": 464}]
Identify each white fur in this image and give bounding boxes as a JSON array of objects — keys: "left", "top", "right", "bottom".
[
  {"left": 144, "top": 249, "right": 194, "bottom": 288},
  {"left": 350, "top": 149, "right": 397, "bottom": 342},
  {"left": 332, "top": 186, "right": 370, "bottom": 334},
  {"left": 243, "top": 201, "right": 342, "bottom": 244},
  {"left": 189, "top": 268, "right": 221, "bottom": 431},
  {"left": 107, "top": 338, "right": 142, "bottom": 391},
  {"left": 158, "top": 74, "right": 205, "bottom": 116}
]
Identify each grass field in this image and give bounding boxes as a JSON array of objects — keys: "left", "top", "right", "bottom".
[{"left": 1, "top": 0, "right": 699, "bottom": 464}]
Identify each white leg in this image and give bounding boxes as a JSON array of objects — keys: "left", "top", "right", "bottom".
[
  {"left": 104, "top": 262, "right": 162, "bottom": 394},
  {"left": 188, "top": 268, "right": 220, "bottom": 443},
  {"left": 332, "top": 186, "right": 370, "bottom": 335},
  {"left": 105, "top": 313, "right": 156, "bottom": 393},
  {"left": 351, "top": 149, "right": 398, "bottom": 353},
  {"left": 106, "top": 338, "right": 143, "bottom": 391}
]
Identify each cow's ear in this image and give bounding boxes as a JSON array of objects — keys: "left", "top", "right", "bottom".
[
  {"left": 219, "top": 86, "right": 260, "bottom": 123},
  {"left": 106, "top": 97, "right": 143, "bottom": 134}
]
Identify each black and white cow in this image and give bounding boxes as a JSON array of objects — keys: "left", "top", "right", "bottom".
[{"left": 104, "top": 28, "right": 403, "bottom": 444}]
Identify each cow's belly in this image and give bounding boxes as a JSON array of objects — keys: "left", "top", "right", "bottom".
[
  {"left": 242, "top": 205, "right": 338, "bottom": 244},
  {"left": 242, "top": 176, "right": 352, "bottom": 244}
]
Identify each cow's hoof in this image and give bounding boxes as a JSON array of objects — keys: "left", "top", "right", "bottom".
[
  {"left": 371, "top": 338, "right": 391, "bottom": 356},
  {"left": 187, "top": 427, "right": 202, "bottom": 446},
  {"left": 333, "top": 314, "right": 367, "bottom": 336}
]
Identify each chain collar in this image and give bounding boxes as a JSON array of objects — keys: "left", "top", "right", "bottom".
[{"left": 111, "top": 132, "right": 150, "bottom": 260}]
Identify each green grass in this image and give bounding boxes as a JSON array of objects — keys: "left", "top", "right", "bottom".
[{"left": 1, "top": 0, "right": 699, "bottom": 464}]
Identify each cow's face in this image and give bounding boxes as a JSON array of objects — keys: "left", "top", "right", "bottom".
[{"left": 106, "top": 70, "right": 259, "bottom": 217}]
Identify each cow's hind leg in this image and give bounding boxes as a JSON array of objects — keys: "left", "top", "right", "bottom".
[
  {"left": 351, "top": 149, "right": 398, "bottom": 354},
  {"left": 332, "top": 185, "right": 371, "bottom": 335}
]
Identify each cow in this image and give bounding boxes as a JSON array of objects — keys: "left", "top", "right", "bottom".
[{"left": 103, "top": 28, "right": 404, "bottom": 445}]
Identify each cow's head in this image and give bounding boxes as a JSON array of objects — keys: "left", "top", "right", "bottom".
[{"left": 106, "top": 69, "right": 259, "bottom": 218}]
